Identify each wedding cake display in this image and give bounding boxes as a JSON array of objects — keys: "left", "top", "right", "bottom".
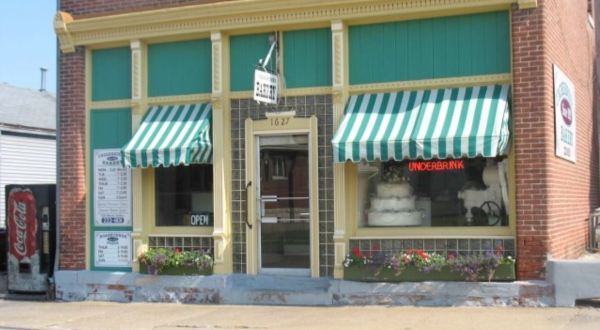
[{"left": 367, "top": 166, "right": 423, "bottom": 226}]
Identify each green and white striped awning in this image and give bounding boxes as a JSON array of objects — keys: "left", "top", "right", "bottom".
[
  {"left": 332, "top": 84, "right": 510, "bottom": 162},
  {"left": 122, "top": 103, "right": 212, "bottom": 168}
]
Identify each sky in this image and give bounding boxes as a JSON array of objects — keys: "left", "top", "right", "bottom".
[{"left": 0, "top": 1, "right": 57, "bottom": 94}]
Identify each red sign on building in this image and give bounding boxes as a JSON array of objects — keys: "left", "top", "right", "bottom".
[
  {"left": 7, "top": 188, "right": 38, "bottom": 261},
  {"left": 408, "top": 159, "right": 465, "bottom": 172}
]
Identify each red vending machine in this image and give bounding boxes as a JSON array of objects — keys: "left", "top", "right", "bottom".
[{"left": 5, "top": 184, "right": 56, "bottom": 293}]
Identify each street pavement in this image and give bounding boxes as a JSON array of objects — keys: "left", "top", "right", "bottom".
[{"left": 0, "top": 300, "right": 599, "bottom": 330}]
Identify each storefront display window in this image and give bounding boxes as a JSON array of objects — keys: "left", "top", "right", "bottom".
[
  {"left": 155, "top": 164, "right": 213, "bottom": 226},
  {"left": 356, "top": 157, "right": 509, "bottom": 227}
]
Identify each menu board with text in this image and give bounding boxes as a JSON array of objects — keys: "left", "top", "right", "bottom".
[
  {"left": 93, "top": 149, "right": 131, "bottom": 226},
  {"left": 94, "top": 231, "right": 132, "bottom": 268}
]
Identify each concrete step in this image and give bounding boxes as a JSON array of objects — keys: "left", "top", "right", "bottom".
[
  {"left": 223, "top": 274, "right": 332, "bottom": 305},
  {"left": 55, "top": 270, "right": 555, "bottom": 306}
]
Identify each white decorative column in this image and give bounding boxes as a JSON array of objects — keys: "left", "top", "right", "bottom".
[
  {"left": 130, "top": 39, "right": 145, "bottom": 271},
  {"left": 211, "top": 31, "right": 233, "bottom": 273},
  {"left": 331, "top": 20, "right": 349, "bottom": 279}
]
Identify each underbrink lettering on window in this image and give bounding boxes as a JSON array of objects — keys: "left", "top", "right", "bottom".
[
  {"left": 155, "top": 164, "right": 214, "bottom": 227},
  {"left": 356, "top": 157, "right": 509, "bottom": 228}
]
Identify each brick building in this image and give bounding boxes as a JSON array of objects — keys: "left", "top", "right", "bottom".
[{"left": 53, "top": 0, "right": 597, "bottom": 302}]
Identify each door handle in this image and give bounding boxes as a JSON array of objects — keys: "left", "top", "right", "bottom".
[{"left": 244, "top": 181, "right": 253, "bottom": 229}]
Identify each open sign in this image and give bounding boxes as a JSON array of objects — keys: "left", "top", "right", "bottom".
[{"left": 190, "top": 213, "right": 213, "bottom": 226}]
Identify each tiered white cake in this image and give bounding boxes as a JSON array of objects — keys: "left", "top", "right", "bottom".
[{"left": 368, "top": 182, "right": 423, "bottom": 226}]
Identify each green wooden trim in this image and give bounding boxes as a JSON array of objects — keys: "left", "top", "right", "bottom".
[
  {"left": 90, "top": 108, "right": 132, "bottom": 272},
  {"left": 230, "top": 33, "right": 273, "bottom": 91},
  {"left": 92, "top": 47, "right": 131, "bottom": 101},
  {"left": 349, "top": 11, "right": 510, "bottom": 85},
  {"left": 148, "top": 39, "right": 212, "bottom": 96},
  {"left": 283, "top": 28, "right": 332, "bottom": 88}
]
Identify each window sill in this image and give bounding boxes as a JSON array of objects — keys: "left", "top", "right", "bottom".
[
  {"left": 148, "top": 226, "right": 214, "bottom": 236},
  {"left": 352, "top": 226, "right": 513, "bottom": 239}
]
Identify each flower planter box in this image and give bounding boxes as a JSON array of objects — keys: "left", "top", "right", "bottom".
[
  {"left": 343, "top": 264, "right": 515, "bottom": 282},
  {"left": 139, "top": 264, "right": 212, "bottom": 276}
]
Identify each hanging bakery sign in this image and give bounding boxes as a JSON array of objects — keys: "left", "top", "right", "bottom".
[
  {"left": 553, "top": 65, "right": 576, "bottom": 163},
  {"left": 254, "top": 69, "right": 278, "bottom": 105},
  {"left": 253, "top": 34, "right": 279, "bottom": 105}
]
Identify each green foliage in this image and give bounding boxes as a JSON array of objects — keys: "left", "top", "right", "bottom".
[
  {"left": 137, "top": 247, "right": 213, "bottom": 274},
  {"left": 344, "top": 247, "right": 515, "bottom": 282}
]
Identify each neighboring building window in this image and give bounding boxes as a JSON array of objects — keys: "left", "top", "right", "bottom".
[
  {"left": 271, "top": 156, "right": 288, "bottom": 180},
  {"left": 356, "top": 157, "right": 509, "bottom": 227},
  {"left": 155, "top": 164, "right": 213, "bottom": 226}
]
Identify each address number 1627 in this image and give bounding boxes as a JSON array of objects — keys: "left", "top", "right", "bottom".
[{"left": 270, "top": 117, "right": 289, "bottom": 127}]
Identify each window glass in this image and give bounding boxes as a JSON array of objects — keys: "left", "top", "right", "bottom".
[
  {"left": 155, "top": 164, "right": 213, "bottom": 226},
  {"left": 357, "top": 157, "right": 509, "bottom": 227},
  {"left": 270, "top": 155, "right": 289, "bottom": 180}
]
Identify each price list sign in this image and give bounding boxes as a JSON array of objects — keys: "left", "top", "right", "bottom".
[
  {"left": 94, "top": 231, "right": 132, "bottom": 268},
  {"left": 93, "top": 149, "right": 132, "bottom": 226}
]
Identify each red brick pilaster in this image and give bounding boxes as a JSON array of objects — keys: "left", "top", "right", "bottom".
[
  {"left": 512, "top": 3, "right": 550, "bottom": 280},
  {"left": 58, "top": 47, "right": 87, "bottom": 270}
]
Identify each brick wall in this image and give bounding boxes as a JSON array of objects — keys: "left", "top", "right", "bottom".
[
  {"left": 60, "top": 0, "right": 230, "bottom": 18},
  {"left": 512, "top": 0, "right": 598, "bottom": 279},
  {"left": 58, "top": 47, "right": 86, "bottom": 270},
  {"left": 543, "top": 0, "right": 598, "bottom": 259}
]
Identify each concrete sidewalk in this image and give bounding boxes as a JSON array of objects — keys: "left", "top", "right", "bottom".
[{"left": 0, "top": 300, "right": 599, "bottom": 330}]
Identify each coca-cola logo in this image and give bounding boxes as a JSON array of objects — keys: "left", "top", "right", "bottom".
[
  {"left": 13, "top": 201, "right": 28, "bottom": 257},
  {"left": 8, "top": 188, "right": 37, "bottom": 261}
]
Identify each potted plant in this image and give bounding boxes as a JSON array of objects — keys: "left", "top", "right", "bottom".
[
  {"left": 448, "top": 252, "right": 515, "bottom": 282},
  {"left": 343, "top": 245, "right": 515, "bottom": 282},
  {"left": 137, "top": 247, "right": 213, "bottom": 275}
]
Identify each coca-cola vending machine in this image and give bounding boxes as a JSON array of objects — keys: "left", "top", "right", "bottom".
[{"left": 5, "top": 184, "right": 56, "bottom": 293}]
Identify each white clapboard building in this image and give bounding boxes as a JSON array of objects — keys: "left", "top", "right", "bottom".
[{"left": 0, "top": 83, "right": 56, "bottom": 228}]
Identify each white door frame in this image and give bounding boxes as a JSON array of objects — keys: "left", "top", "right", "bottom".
[{"left": 244, "top": 115, "right": 319, "bottom": 278}]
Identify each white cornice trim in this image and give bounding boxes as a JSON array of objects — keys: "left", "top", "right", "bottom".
[
  {"left": 348, "top": 73, "right": 512, "bottom": 94},
  {"left": 55, "top": 0, "right": 534, "bottom": 53}
]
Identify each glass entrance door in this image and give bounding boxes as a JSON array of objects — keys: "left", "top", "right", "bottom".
[{"left": 257, "top": 134, "right": 310, "bottom": 275}]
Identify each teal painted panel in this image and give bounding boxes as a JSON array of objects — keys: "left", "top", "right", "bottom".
[
  {"left": 91, "top": 109, "right": 131, "bottom": 149},
  {"left": 90, "top": 108, "right": 132, "bottom": 271},
  {"left": 148, "top": 39, "right": 212, "bottom": 96},
  {"left": 283, "top": 28, "right": 332, "bottom": 88},
  {"left": 349, "top": 11, "right": 510, "bottom": 84},
  {"left": 230, "top": 33, "right": 272, "bottom": 91},
  {"left": 92, "top": 47, "right": 131, "bottom": 101}
]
